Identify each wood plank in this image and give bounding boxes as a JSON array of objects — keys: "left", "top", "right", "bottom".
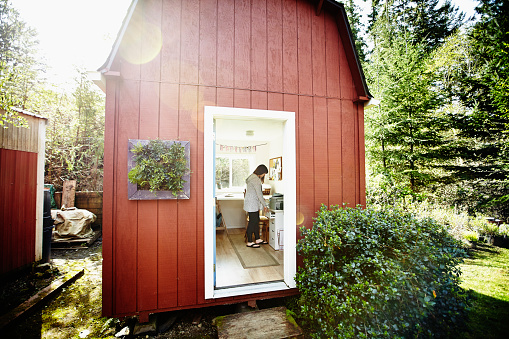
[
  {"left": 0, "top": 270, "right": 84, "bottom": 330},
  {"left": 298, "top": 96, "right": 314, "bottom": 229},
  {"left": 313, "top": 97, "right": 328, "bottom": 211},
  {"left": 181, "top": 0, "right": 200, "bottom": 84},
  {"left": 137, "top": 80, "right": 160, "bottom": 312},
  {"left": 161, "top": 0, "right": 181, "bottom": 83},
  {"left": 268, "top": 92, "right": 283, "bottom": 111},
  {"left": 177, "top": 85, "right": 198, "bottom": 307},
  {"left": 114, "top": 80, "right": 140, "bottom": 315},
  {"left": 251, "top": 0, "right": 267, "bottom": 91},
  {"left": 358, "top": 104, "right": 366, "bottom": 207},
  {"left": 119, "top": 0, "right": 142, "bottom": 80},
  {"left": 338, "top": 29, "right": 354, "bottom": 100},
  {"left": 140, "top": 0, "right": 162, "bottom": 82},
  {"left": 26, "top": 152, "right": 37, "bottom": 266},
  {"left": 283, "top": 94, "right": 299, "bottom": 229},
  {"left": 251, "top": 91, "right": 268, "bottom": 110},
  {"left": 196, "top": 85, "right": 215, "bottom": 305},
  {"left": 311, "top": 9, "right": 326, "bottom": 97},
  {"left": 217, "top": 87, "right": 234, "bottom": 108},
  {"left": 234, "top": 0, "right": 251, "bottom": 89},
  {"left": 158, "top": 81, "right": 180, "bottom": 309},
  {"left": 325, "top": 11, "right": 340, "bottom": 98},
  {"left": 297, "top": 0, "right": 312, "bottom": 95},
  {"left": 13, "top": 151, "right": 23, "bottom": 269},
  {"left": 341, "top": 99, "right": 356, "bottom": 206},
  {"left": 234, "top": 89, "right": 251, "bottom": 109},
  {"left": 327, "top": 98, "right": 342, "bottom": 206},
  {"left": 101, "top": 78, "right": 117, "bottom": 316},
  {"left": 61, "top": 180, "right": 76, "bottom": 208},
  {"left": 1, "top": 150, "right": 15, "bottom": 273},
  {"left": 137, "top": 201, "right": 158, "bottom": 311},
  {"left": 217, "top": 0, "right": 234, "bottom": 88},
  {"left": 199, "top": 0, "right": 217, "bottom": 86},
  {"left": 267, "top": 0, "right": 283, "bottom": 93},
  {"left": 282, "top": 0, "right": 298, "bottom": 94},
  {"left": 139, "top": 81, "right": 160, "bottom": 139}
]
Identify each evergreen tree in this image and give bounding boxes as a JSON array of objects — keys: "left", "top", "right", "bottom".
[
  {"left": 366, "top": 33, "right": 444, "bottom": 192},
  {"left": 429, "top": 0, "right": 509, "bottom": 217},
  {"left": 369, "top": 0, "right": 464, "bottom": 53},
  {"left": 0, "top": 0, "right": 41, "bottom": 127}
]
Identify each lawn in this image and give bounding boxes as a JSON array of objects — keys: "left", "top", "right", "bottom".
[{"left": 457, "top": 243, "right": 509, "bottom": 339}]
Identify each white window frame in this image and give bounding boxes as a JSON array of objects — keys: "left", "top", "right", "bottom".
[
  {"left": 215, "top": 154, "right": 255, "bottom": 193},
  {"left": 204, "top": 106, "right": 296, "bottom": 299}
]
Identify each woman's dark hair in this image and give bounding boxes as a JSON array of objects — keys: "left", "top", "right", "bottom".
[{"left": 253, "top": 164, "right": 268, "bottom": 175}]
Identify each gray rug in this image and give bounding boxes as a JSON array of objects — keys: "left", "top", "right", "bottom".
[{"left": 227, "top": 233, "right": 280, "bottom": 269}]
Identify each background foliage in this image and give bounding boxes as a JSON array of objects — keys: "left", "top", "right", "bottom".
[
  {"left": 0, "top": 0, "right": 105, "bottom": 191},
  {"left": 359, "top": 0, "right": 509, "bottom": 219}
]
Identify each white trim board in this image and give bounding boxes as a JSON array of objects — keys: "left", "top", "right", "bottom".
[{"left": 204, "top": 106, "right": 296, "bottom": 299}]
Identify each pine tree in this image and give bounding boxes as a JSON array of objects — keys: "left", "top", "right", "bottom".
[{"left": 0, "top": 0, "right": 41, "bottom": 127}]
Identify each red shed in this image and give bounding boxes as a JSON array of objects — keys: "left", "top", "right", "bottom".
[
  {"left": 97, "top": 0, "right": 372, "bottom": 320},
  {"left": 1, "top": 108, "right": 47, "bottom": 275}
]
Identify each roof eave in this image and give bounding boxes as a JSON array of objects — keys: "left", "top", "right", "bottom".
[
  {"left": 97, "top": 0, "right": 139, "bottom": 74},
  {"left": 320, "top": 0, "right": 373, "bottom": 100}
]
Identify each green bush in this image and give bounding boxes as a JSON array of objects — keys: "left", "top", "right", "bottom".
[
  {"left": 295, "top": 205, "right": 468, "bottom": 338},
  {"left": 462, "top": 231, "right": 479, "bottom": 242}
]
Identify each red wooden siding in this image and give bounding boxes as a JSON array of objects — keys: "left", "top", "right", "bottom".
[
  {"left": 0, "top": 149, "right": 37, "bottom": 275},
  {"left": 102, "top": 0, "right": 367, "bottom": 317}
]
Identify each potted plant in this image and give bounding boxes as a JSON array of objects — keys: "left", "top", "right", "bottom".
[
  {"left": 480, "top": 222, "right": 500, "bottom": 245},
  {"left": 463, "top": 231, "right": 479, "bottom": 248}
]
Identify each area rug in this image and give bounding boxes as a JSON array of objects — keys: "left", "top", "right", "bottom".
[{"left": 227, "top": 233, "right": 280, "bottom": 269}]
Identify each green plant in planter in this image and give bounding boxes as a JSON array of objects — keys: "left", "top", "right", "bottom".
[
  {"left": 480, "top": 222, "right": 500, "bottom": 236},
  {"left": 463, "top": 230, "right": 479, "bottom": 243},
  {"left": 128, "top": 139, "right": 189, "bottom": 197}
]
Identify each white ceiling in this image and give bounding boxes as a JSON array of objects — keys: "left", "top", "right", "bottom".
[{"left": 215, "top": 118, "right": 284, "bottom": 142}]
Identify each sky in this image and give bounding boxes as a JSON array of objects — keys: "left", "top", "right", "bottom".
[{"left": 12, "top": 0, "right": 479, "bottom": 90}]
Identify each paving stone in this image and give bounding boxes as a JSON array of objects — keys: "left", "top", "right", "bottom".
[{"left": 214, "top": 306, "right": 303, "bottom": 339}]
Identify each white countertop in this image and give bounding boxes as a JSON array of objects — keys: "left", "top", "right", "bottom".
[{"left": 216, "top": 193, "right": 271, "bottom": 201}]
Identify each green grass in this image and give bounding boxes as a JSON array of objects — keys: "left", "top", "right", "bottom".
[{"left": 457, "top": 243, "right": 509, "bottom": 339}]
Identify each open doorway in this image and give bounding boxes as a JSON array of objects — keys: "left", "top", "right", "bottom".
[{"left": 204, "top": 106, "right": 296, "bottom": 299}]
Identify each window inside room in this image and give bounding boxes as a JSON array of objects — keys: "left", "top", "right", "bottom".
[{"left": 215, "top": 155, "right": 254, "bottom": 191}]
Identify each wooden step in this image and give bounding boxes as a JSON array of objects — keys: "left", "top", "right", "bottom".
[{"left": 214, "top": 306, "right": 303, "bottom": 339}]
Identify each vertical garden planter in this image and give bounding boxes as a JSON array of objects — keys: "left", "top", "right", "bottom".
[{"left": 127, "top": 139, "right": 191, "bottom": 200}]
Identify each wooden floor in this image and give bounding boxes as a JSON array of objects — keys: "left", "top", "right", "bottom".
[{"left": 215, "top": 228, "right": 284, "bottom": 288}]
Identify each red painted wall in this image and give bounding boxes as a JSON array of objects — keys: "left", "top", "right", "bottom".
[
  {"left": 0, "top": 149, "right": 38, "bottom": 275},
  {"left": 102, "top": 0, "right": 367, "bottom": 318}
]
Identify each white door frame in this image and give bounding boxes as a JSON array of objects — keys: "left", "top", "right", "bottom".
[{"left": 204, "top": 106, "right": 296, "bottom": 299}]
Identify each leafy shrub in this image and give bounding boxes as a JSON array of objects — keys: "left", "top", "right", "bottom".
[
  {"left": 462, "top": 231, "right": 479, "bottom": 242},
  {"left": 128, "top": 139, "right": 188, "bottom": 196},
  {"left": 295, "top": 205, "right": 468, "bottom": 338},
  {"left": 499, "top": 224, "right": 509, "bottom": 236},
  {"left": 479, "top": 222, "right": 500, "bottom": 236}
]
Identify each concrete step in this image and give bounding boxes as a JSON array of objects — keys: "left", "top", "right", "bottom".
[{"left": 214, "top": 306, "right": 303, "bottom": 339}]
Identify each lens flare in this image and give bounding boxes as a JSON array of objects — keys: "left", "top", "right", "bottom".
[
  {"left": 119, "top": 21, "right": 162, "bottom": 65},
  {"left": 296, "top": 211, "right": 305, "bottom": 225}
]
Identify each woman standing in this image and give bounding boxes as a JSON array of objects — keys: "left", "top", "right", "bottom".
[{"left": 244, "top": 164, "right": 269, "bottom": 248}]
